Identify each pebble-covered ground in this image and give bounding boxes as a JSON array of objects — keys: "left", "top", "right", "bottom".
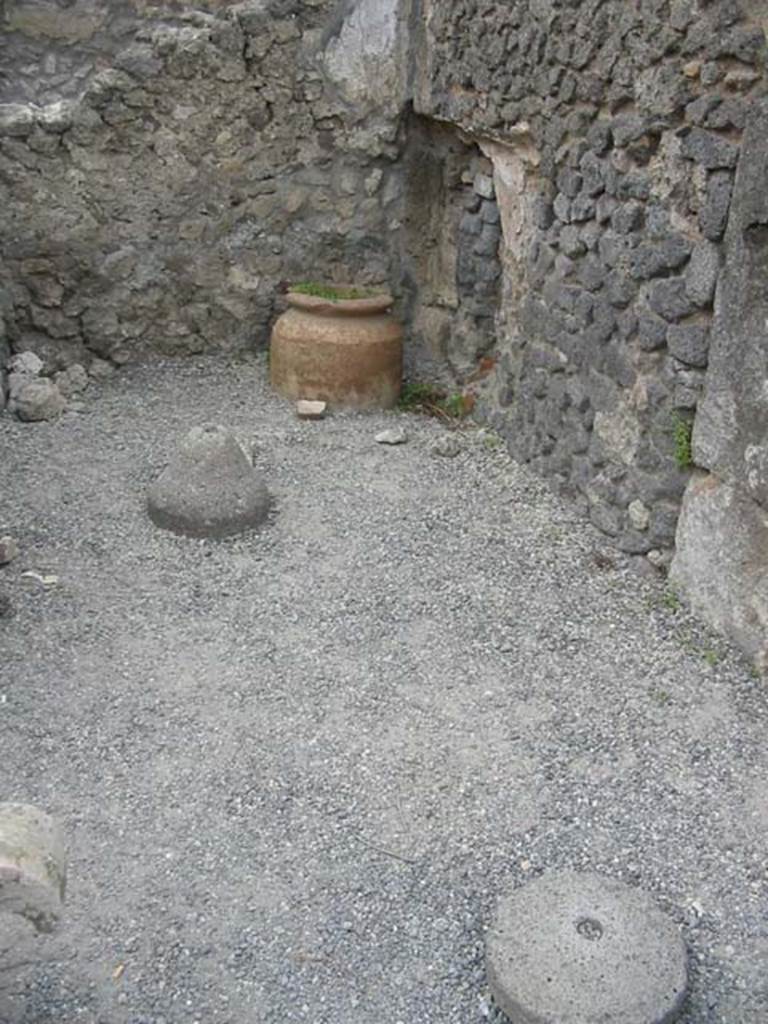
[{"left": 1, "top": 355, "right": 766, "bottom": 1024}]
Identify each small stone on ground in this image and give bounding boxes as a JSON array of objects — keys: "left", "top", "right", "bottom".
[
  {"left": 431, "top": 434, "right": 462, "bottom": 458},
  {"left": 0, "top": 536, "right": 18, "bottom": 565},
  {"left": 296, "top": 400, "right": 327, "bottom": 420},
  {"left": 375, "top": 427, "right": 408, "bottom": 445},
  {"left": 88, "top": 358, "right": 114, "bottom": 380},
  {"left": 54, "top": 364, "right": 89, "bottom": 398},
  {"left": 13, "top": 379, "right": 66, "bottom": 422}
]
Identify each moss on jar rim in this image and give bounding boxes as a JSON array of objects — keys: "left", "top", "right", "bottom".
[{"left": 288, "top": 282, "right": 381, "bottom": 301}]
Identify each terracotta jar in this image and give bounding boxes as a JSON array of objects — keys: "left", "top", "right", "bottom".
[{"left": 270, "top": 289, "right": 403, "bottom": 409}]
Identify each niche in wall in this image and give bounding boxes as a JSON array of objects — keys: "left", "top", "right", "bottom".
[{"left": 400, "top": 112, "right": 502, "bottom": 384}]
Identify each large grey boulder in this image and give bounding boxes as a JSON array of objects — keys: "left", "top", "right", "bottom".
[
  {"left": 671, "top": 473, "right": 768, "bottom": 673},
  {"left": 672, "top": 98, "right": 768, "bottom": 672},
  {"left": 6, "top": 353, "right": 66, "bottom": 422},
  {"left": 0, "top": 803, "right": 67, "bottom": 934},
  {"left": 691, "top": 97, "right": 768, "bottom": 506},
  {"left": 0, "top": 804, "right": 67, "bottom": 1023},
  {"left": 147, "top": 425, "right": 270, "bottom": 538},
  {"left": 486, "top": 871, "right": 688, "bottom": 1024}
]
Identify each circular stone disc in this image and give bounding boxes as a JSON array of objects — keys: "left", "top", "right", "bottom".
[{"left": 486, "top": 872, "right": 688, "bottom": 1024}]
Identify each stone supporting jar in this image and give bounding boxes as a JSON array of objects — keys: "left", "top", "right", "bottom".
[{"left": 270, "top": 288, "right": 403, "bottom": 409}]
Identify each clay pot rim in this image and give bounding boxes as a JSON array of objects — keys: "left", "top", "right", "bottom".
[{"left": 285, "top": 289, "right": 394, "bottom": 317}]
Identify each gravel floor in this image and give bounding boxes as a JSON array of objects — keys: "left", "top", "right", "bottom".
[{"left": 1, "top": 354, "right": 766, "bottom": 1024}]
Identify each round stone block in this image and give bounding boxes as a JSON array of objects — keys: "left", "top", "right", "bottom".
[
  {"left": 0, "top": 803, "right": 67, "bottom": 934},
  {"left": 147, "top": 425, "right": 270, "bottom": 538},
  {"left": 487, "top": 872, "right": 688, "bottom": 1024}
]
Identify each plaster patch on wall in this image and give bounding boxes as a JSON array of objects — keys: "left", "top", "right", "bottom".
[
  {"left": 322, "top": 0, "right": 406, "bottom": 114},
  {"left": 478, "top": 133, "right": 540, "bottom": 250}
]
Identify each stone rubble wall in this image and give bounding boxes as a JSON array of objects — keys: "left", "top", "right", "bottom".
[
  {"left": 0, "top": 0, "right": 407, "bottom": 384},
  {"left": 410, "top": 0, "right": 767, "bottom": 575}
]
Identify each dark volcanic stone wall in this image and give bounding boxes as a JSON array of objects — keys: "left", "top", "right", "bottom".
[{"left": 412, "top": 0, "right": 767, "bottom": 567}]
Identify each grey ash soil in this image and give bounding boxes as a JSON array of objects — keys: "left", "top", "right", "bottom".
[{"left": 0, "top": 355, "right": 766, "bottom": 1024}]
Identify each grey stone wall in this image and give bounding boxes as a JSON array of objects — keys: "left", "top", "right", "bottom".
[
  {"left": 409, "top": 0, "right": 767, "bottom": 573},
  {"left": 671, "top": 98, "right": 768, "bottom": 671},
  {"left": 0, "top": 0, "right": 407, "bottom": 380}
]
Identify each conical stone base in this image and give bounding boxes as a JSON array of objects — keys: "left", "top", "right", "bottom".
[{"left": 147, "top": 425, "right": 270, "bottom": 538}]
